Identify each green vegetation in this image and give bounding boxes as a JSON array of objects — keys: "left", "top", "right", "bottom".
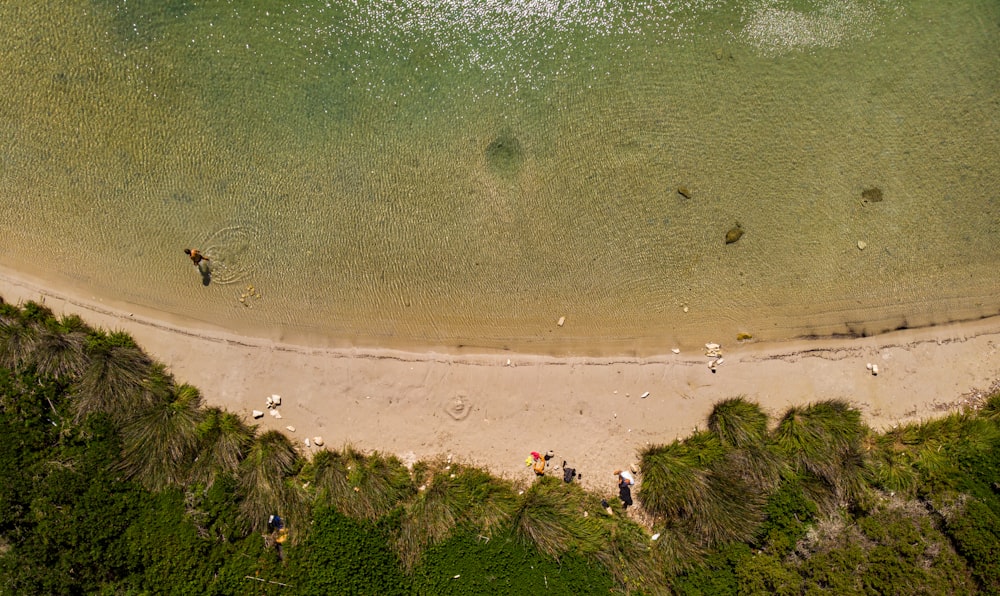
[{"left": 1, "top": 298, "right": 999, "bottom": 594}]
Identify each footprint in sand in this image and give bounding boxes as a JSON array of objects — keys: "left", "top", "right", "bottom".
[{"left": 445, "top": 394, "right": 471, "bottom": 421}]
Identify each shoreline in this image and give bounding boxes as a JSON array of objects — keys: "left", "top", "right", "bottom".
[{"left": 2, "top": 265, "right": 998, "bottom": 491}]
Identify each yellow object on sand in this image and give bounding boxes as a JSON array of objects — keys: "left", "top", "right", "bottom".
[{"left": 525, "top": 457, "right": 533, "bottom": 467}]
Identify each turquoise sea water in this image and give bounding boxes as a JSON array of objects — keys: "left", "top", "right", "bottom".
[{"left": 0, "top": 1, "right": 998, "bottom": 354}]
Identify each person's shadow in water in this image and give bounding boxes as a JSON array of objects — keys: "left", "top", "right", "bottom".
[{"left": 198, "top": 263, "right": 212, "bottom": 286}]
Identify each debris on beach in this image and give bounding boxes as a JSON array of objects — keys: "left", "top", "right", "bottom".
[
  {"left": 677, "top": 186, "right": 691, "bottom": 199},
  {"left": 857, "top": 240, "right": 867, "bottom": 250},
  {"left": 640, "top": 391, "right": 650, "bottom": 399},
  {"left": 313, "top": 436, "right": 324, "bottom": 446},
  {"left": 706, "top": 343, "right": 724, "bottom": 371},
  {"left": 737, "top": 332, "right": 753, "bottom": 341},
  {"left": 304, "top": 438, "right": 311, "bottom": 447},
  {"left": 252, "top": 410, "right": 264, "bottom": 419},
  {"left": 285, "top": 426, "right": 295, "bottom": 432},
  {"left": 557, "top": 316, "right": 566, "bottom": 327},
  {"left": 872, "top": 364, "right": 879, "bottom": 376},
  {"left": 671, "top": 348, "right": 681, "bottom": 354}
]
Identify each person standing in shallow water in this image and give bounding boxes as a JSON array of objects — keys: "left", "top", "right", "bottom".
[{"left": 184, "top": 248, "right": 209, "bottom": 266}]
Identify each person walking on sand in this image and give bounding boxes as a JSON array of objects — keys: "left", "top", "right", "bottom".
[
  {"left": 614, "top": 469, "right": 634, "bottom": 510},
  {"left": 184, "top": 248, "right": 209, "bottom": 266}
]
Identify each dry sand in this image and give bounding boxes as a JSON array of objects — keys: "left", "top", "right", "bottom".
[{"left": 2, "top": 265, "right": 998, "bottom": 492}]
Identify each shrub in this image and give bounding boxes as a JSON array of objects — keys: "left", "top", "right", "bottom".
[
  {"left": 708, "top": 396, "right": 769, "bottom": 448},
  {"left": 411, "top": 530, "right": 613, "bottom": 595},
  {"left": 285, "top": 507, "right": 411, "bottom": 595}
]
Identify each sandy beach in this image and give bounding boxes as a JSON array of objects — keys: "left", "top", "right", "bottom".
[{"left": 2, "top": 265, "right": 998, "bottom": 492}]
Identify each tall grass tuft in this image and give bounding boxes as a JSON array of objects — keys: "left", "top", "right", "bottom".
[
  {"left": 591, "top": 515, "right": 666, "bottom": 591},
  {"left": 866, "top": 448, "right": 918, "bottom": 497},
  {"left": 72, "top": 331, "right": 152, "bottom": 425},
  {"left": 237, "top": 430, "right": 305, "bottom": 536},
  {"left": 116, "top": 383, "right": 204, "bottom": 491},
  {"left": 722, "top": 443, "right": 785, "bottom": 493},
  {"left": 30, "top": 315, "right": 89, "bottom": 380},
  {"left": 650, "top": 523, "right": 704, "bottom": 576},
  {"left": 979, "top": 390, "right": 1000, "bottom": 421},
  {"left": 190, "top": 407, "right": 254, "bottom": 488},
  {"left": 708, "top": 396, "right": 769, "bottom": 448},
  {"left": 0, "top": 305, "right": 37, "bottom": 370},
  {"left": 311, "top": 446, "right": 414, "bottom": 521},
  {"left": 772, "top": 400, "right": 868, "bottom": 508},
  {"left": 638, "top": 432, "right": 723, "bottom": 519},
  {"left": 394, "top": 465, "right": 516, "bottom": 569},
  {"left": 510, "top": 477, "right": 603, "bottom": 559}
]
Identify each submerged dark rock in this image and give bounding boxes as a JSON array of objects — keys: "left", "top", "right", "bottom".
[
  {"left": 862, "top": 187, "right": 883, "bottom": 202},
  {"left": 725, "top": 222, "right": 744, "bottom": 244},
  {"left": 485, "top": 133, "right": 523, "bottom": 177}
]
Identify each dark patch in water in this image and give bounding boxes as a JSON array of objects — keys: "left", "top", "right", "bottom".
[
  {"left": 485, "top": 133, "right": 523, "bottom": 177},
  {"left": 862, "top": 187, "right": 883, "bottom": 203},
  {"left": 168, "top": 191, "right": 194, "bottom": 204}
]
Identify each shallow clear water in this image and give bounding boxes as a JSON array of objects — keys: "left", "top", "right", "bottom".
[{"left": 1, "top": 0, "right": 998, "bottom": 354}]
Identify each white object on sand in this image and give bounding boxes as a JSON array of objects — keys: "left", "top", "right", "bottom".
[
  {"left": 304, "top": 438, "right": 311, "bottom": 447},
  {"left": 640, "top": 391, "right": 650, "bottom": 398},
  {"left": 286, "top": 426, "right": 295, "bottom": 432},
  {"left": 866, "top": 363, "right": 873, "bottom": 370},
  {"left": 557, "top": 316, "right": 566, "bottom": 327},
  {"left": 313, "top": 436, "right": 324, "bottom": 446},
  {"left": 872, "top": 364, "right": 879, "bottom": 376},
  {"left": 252, "top": 410, "right": 264, "bottom": 419},
  {"left": 273, "top": 411, "right": 282, "bottom": 419},
  {"left": 857, "top": 240, "right": 867, "bottom": 250},
  {"left": 271, "top": 394, "right": 281, "bottom": 406},
  {"left": 671, "top": 348, "right": 681, "bottom": 354}
]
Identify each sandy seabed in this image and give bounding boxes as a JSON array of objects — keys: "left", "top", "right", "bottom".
[{"left": 2, "top": 265, "right": 998, "bottom": 493}]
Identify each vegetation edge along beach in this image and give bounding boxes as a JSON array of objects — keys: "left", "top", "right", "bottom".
[{"left": 1, "top": 297, "right": 999, "bottom": 594}]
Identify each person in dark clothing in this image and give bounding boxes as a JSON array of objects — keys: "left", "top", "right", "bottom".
[
  {"left": 617, "top": 472, "right": 634, "bottom": 510},
  {"left": 561, "top": 460, "right": 580, "bottom": 483}
]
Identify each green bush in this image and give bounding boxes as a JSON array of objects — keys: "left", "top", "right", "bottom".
[
  {"left": 411, "top": 530, "right": 613, "bottom": 595},
  {"left": 284, "top": 507, "right": 411, "bottom": 595},
  {"left": 754, "top": 479, "right": 817, "bottom": 556},
  {"left": 942, "top": 497, "right": 1000, "bottom": 593}
]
